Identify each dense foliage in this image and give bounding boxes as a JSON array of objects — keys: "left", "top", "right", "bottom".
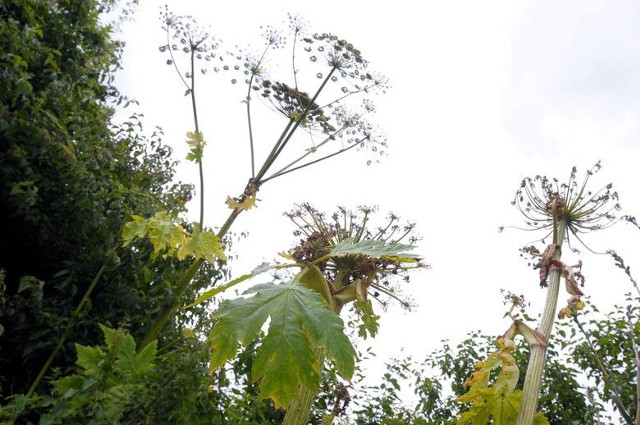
[
  {"left": 338, "top": 331, "right": 596, "bottom": 425},
  {"left": 0, "top": 0, "right": 222, "bottom": 418}
]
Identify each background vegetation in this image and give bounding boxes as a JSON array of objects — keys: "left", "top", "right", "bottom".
[{"left": 1, "top": 1, "right": 638, "bottom": 424}]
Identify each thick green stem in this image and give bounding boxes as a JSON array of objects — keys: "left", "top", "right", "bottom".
[
  {"left": 282, "top": 350, "right": 324, "bottom": 425},
  {"left": 283, "top": 302, "right": 343, "bottom": 425},
  {"left": 517, "top": 220, "right": 567, "bottom": 425}
]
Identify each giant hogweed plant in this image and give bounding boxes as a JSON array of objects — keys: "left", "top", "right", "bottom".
[
  {"left": 19, "top": 9, "right": 400, "bottom": 418},
  {"left": 136, "top": 9, "right": 392, "bottom": 348},
  {"left": 456, "top": 163, "right": 639, "bottom": 425},
  {"left": 187, "top": 204, "right": 425, "bottom": 425}
]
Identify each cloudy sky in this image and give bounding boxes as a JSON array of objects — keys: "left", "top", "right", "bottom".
[{"left": 116, "top": 0, "right": 640, "bottom": 390}]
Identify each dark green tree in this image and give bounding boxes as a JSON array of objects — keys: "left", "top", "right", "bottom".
[{"left": 0, "top": 0, "right": 222, "bottom": 407}]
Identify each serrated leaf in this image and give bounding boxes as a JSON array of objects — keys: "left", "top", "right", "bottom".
[
  {"left": 134, "top": 340, "right": 158, "bottom": 375},
  {"left": 178, "top": 227, "right": 227, "bottom": 262},
  {"left": 75, "top": 344, "right": 106, "bottom": 376},
  {"left": 353, "top": 299, "right": 380, "bottom": 339},
  {"left": 329, "top": 238, "right": 420, "bottom": 261},
  {"left": 457, "top": 343, "right": 526, "bottom": 424},
  {"left": 121, "top": 215, "right": 147, "bottom": 246},
  {"left": 100, "top": 324, "right": 124, "bottom": 354},
  {"left": 208, "top": 281, "right": 356, "bottom": 409},
  {"left": 225, "top": 194, "right": 258, "bottom": 211},
  {"left": 147, "top": 211, "right": 185, "bottom": 255},
  {"left": 459, "top": 349, "right": 519, "bottom": 403},
  {"left": 114, "top": 336, "right": 157, "bottom": 378},
  {"left": 534, "top": 413, "right": 551, "bottom": 425},
  {"left": 186, "top": 131, "right": 205, "bottom": 162},
  {"left": 252, "top": 313, "right": 318, "bottom": 407},
  {"left": 53, "top": 375, "right": 85, "bottom": 398},
  {"left": 457, "top": 388, "right": 520, "bottom": 425}
]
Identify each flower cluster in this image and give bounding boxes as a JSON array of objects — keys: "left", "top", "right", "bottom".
[
  {"left": 512, "top": 162, "right": 621, "bottom": 250},
  {"left": 258, "top": 80, "right": 335, "bottom": 133},
  {"left": 159, "top": 6, "right": 220, "bottom": 81},
  {"left": 285, "top": 203, "right": 423, "bottom": 310}
]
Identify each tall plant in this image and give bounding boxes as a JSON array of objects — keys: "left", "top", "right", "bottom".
[
  {"left": 456, "top": 163, "right": 636, "bottom": 424},
  {"left": 137, "top": 9, "right": 392, "bottom": 348}
]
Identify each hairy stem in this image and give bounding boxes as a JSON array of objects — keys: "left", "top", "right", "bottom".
[{"left": 517, "top": 219, "right": 566, "bottom": 425}]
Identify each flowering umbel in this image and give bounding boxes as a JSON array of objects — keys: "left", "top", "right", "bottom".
[
  {"left": 512, "top": 161, "right": 622, "bottom": 250},
  {"left": 284, "top": 204, "right": 426, "bottom": 338}
]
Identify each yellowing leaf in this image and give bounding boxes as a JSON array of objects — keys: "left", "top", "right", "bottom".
[
  {"left": 513, "top": 320, "right": 548, "bottom": 348},
  {"left": 279, "top": 251, "right": 295, "bottom": 260},
  {"left": 146, "top": 211, "right": 185, "bottom": 256},
  {"left": 225, "top": 194, "right": 258, "bottom": 211},
  {"left": 456, "top": 339, "right": 545, "bottom": 425},
  {"left": 208, "top": 280, "right": 356, "bottom": 409},
  {"left": 457, "top": 388, "right": 520, "bottom": 425},
  {"left": 178, "top": 227, "right": 227, "bottom": 262},
  {"left": 121, "top": 215, "right": 148, "bottom": 246}
]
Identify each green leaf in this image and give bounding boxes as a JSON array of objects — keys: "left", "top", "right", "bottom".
[
  {"left": 208, "top": 280, "right": 356, "bottom": 409},
  {"left": 53, "top": 375, "right": 86, "bottom": 399},
  {"left": 457, "top": 388, "right": 520, "bottom": 425},
  {"left": 100, "top": 324, "right": 125, "bottom": 354},
  {"left": 121, "top": 215, "right": 147, "bottom": 246},
  {"left": 134, "top": 340, "right": 158, "bottom": 375},
  {"left": 329, "top": 238, "right": 420, "bottom": 261},
  {"left": 353, "top": 299, "right": 380, "bottom": 339},
  {"left": 147, "top": 211, "right": 185, "bottom": 255},
  {"left": 114, "top": 337, "right": 157, "bottom": 379},
  {"left": 186, "top": 131, "right": 205, "bottom": 162},
  {"left": 75, "top": 344, "right": 106, "bottom": 377},
  {"left": 178, "top": 227, "right": 227, "bottom": 262},
  {"left": 252, "top": 312, "right": 318, "bottom": 407}
]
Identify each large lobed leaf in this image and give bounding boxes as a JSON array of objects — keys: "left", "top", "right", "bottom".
[
  {"left": 329, "top": 238, "right": 420, "bottom": 261},
  {"left": 208, "top": 279, "right": 356, "bottom": 409}
]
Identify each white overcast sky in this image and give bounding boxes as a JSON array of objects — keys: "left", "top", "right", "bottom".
[{"left": 117, "top": 0, "right": 640, "bottom": 375}]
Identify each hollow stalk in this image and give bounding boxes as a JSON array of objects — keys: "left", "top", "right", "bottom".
[{"left": 517, "top": 218, "right": 567, "bottom": 425}]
